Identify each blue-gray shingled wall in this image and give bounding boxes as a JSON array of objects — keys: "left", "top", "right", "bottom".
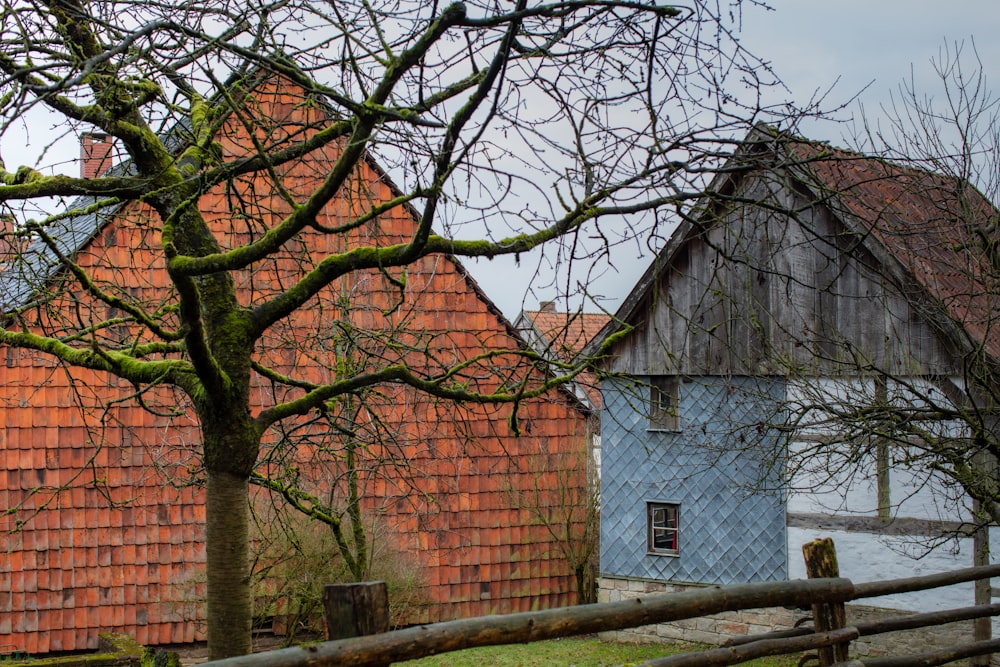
[{"left": 600, "top": 375, "right": 788, "bottom": 585}]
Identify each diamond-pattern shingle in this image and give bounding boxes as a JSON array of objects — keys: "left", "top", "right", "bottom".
[{"left": 601, "top": 376, "right": 787, "bottom": 585}]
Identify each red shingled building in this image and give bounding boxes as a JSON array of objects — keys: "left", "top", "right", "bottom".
[{"left": 0, "top": 77, "right": 591, "bottom": 653}]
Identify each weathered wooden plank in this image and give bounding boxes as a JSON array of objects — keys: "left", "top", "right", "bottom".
[
  {"left": 607, "top": 169, "right": 960, "bottom": 378},
  {"left": 703, "top": 221, "right": 731, "bottom": 373}
]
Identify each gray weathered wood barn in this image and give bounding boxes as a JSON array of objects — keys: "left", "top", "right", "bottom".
[{"left": 587, "top": 124, "right": 999, "bottom": 614}]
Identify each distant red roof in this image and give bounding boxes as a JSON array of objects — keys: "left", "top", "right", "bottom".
[
  {"left": 519, "top": 308, "right": 611, "bottom": 410},
  {"left": 522, "top": 309, "right": 612, "bottom": 361}
]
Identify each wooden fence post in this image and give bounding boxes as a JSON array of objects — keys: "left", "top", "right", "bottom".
[
  {"left": 972, "top": 497, "right": 992, "bottom": 667},
  {"left": 323, "top": 581, "right": 390, "bottom": 641},
  {"left": 802, "top": 538, "right": 850, "bottom": 665}
]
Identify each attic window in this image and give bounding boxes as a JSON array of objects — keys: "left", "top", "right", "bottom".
[
  {"left": 647, "top": 502, "right": 679, "bottom": 556},
  {"left": 649, "top": 376, "right": 679, "bottom": 430}
]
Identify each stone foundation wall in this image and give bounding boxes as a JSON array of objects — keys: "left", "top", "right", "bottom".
[
  {"left": 598, "top": 575, "right": 992, "bottom": 661},
  {"left": 598, "top": 576, "right": 797, "bottom": 646}
]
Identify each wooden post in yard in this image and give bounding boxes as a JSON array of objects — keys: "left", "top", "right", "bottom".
[
  {"left": 972, "top": 497, "right": 991, "bottom": 667},
  {"left": 323, "top": 581, "right": 390, "bottom": 648},
  {"left": 802, "top": 538, "right": 850, "bottom": 665}
]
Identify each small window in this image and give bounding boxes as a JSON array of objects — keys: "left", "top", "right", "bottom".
[
  {"left": 650, "top": 376, "right": 679, "bottom": 430},
  {"left": 647, "top": 502, "right": 679, "bottom": 555}
]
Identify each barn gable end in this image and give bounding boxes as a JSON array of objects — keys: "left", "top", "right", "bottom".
[{"left": 0, "top": 76, "right": 591, "bottom": 653}]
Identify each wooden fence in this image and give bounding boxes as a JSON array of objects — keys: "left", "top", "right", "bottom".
[{"left": 205, "top": 557, "right": 1000, "bottom": 667}]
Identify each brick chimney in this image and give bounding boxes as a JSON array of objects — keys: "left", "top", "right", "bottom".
[
  {"left": 0, "top": 212, "right": 22, "bottom": 267},
  {"left": 80, "top": 132, "right": 113, "bottom": 178},
  {"left": 539, "top": 301, "right": 556, "bottom": 313}
]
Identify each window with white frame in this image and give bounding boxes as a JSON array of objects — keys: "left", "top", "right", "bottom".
[
  {"left": 649, "top": 376, "right": 679, "bottom": 430},
  {"left": 647, "top": 502, "right": 679, "bottom": 555}
]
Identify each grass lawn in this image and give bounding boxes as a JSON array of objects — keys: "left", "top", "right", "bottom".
[{"left": 397, "top": 636, "right": 800, "bottom": 666}]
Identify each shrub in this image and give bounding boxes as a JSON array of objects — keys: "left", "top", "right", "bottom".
[{"left": 250, "top": 500, "right": 426, "bottom": 642}]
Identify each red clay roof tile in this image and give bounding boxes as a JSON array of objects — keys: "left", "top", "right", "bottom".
[{"left": 790, "top": 140, "right": 1000, "bottom": 359}]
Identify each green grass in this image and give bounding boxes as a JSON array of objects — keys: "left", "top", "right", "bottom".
[{"left": 397, "top": 636, "right": 800, "bottom": 666}]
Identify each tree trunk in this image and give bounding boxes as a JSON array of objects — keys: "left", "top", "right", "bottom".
[
  {"left": 575, "top": 564, "right": 596, "bottom": 604},
  {"left": 206, "top": 470, "right": 253, "bottom": 659},
  {"left": 875, "top": 377, "right": 891, "bottom": 524}
]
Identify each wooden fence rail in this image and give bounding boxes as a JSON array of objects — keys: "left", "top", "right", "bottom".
[
  {"left": 648, "top": 628, "right": 861, "bottom": 667},
  {"left": 206, "top": 578, "right": 854, "bottom": 667},
  {"left": 839, "top": 638, "right": 1000, "bottom": 667},
  {"left": 710, "top": 607, "right": 1000, "bottom": 667},
  {"left": 852, "top": 563, "right": 1000, "bottom": 599},
  {"left": 202, "top": 563, "right": 1000, "bottom": 667},
  {"left": 725, "top": 602, "right": 1000, "bottom": 648},
  {"left": 712, "top": 561, "right": 1000, "bottom": 667}
]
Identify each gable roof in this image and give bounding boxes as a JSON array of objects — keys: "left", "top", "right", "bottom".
[
  {"left": 0, "top": 72, "right": 595, "bottom": 432},
  {"left": 790, "top": 140, "right": 999, "bottom": 359},
  {"left": 519, "top": 306, "right": 611, "bottom": 362},
  {"left": 515, "top": 305, "right": 610, "bottom": 410},
  {"left": 584, "top": 125, "right": 1000, "bottom": 369}
]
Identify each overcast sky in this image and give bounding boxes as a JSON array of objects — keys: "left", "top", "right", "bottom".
[
  {"left": 740, "top": 1, "right": 1000, "bottom": 143},
  {"left": 472, "top": 0, "right": 1000, "bottom": 320}
]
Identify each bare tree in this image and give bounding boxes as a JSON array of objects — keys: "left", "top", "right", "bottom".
[
  {"left": 251, "top": 293, "right": 421, "bottom": 584},
  {"left": 0, "top": 0, "right": 798, "bottom": 657}
]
